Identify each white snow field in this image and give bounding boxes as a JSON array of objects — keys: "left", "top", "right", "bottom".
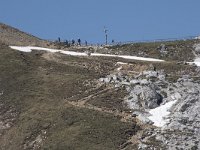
[
  {"left": 193, "top": 58, "right": 200, "bottom": 66},
  {"left": 10, "top": 46, "right": 87, "bottom": 56},
  {"left": 9, "top": 46, "right": 164, "bottom": 62},
  {"left": 191, "top": 43, "right": 200, "bottom": 66},
  {"left": 148, "top": 100, "right": 177, "bottom": 127},
  {"left": 187, "top": 58, "right": 200, "bottom": 67},
  {"left": 194, "top": 36, "right": 200, "bottom": 40}
]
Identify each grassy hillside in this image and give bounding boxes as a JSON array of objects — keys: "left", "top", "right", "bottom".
[
  {"left": 1, "top": 23, "right": 200, "bottom": 149},
  {"left": 0, "top": 23, "right": 49, "bottom": 47},
  {"left": 1, "top": 43, "right": 198, "bottom": 150},
  {"left": 106, "top": 39, "right": 199, "bottom": 61},
  {"left": 0, "top": 43, "right": 139, "bottom": 150}
]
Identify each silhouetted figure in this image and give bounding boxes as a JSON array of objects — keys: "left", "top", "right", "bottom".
[
  {"left": 112, "top": 39, "right": 114, "bottom": 43},
  {"left": 71, "top": 39, "right": 75, "bottom": 46},
  {"left": 65, "top": 40, "right": 69, "bottom": 46},
  {"left": 85, "top": 40, "right": 87, "bottom": 46},
  {"left": 78, "top": 38, "right": 81, "bottom": 46},
  {"left": 58, "top": 37, "right": 61, "bottom": 42}
]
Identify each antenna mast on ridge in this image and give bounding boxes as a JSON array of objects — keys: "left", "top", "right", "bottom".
[{"left": 104, "top": 26, "right": 108, "bottom": 45}]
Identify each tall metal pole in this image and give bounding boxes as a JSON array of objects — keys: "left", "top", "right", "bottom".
[
  {"left": 104, "top": 27, "right": 108, "bottom": 45},
  {"left": 106, "top": 33, "right": 108, "bottom": 45}
]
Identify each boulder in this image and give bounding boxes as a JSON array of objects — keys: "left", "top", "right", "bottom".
[
  {"left": 130, "top": 79, "right": 140, "bottom": 85},
  {"left": 171, "top": 92, "right": 181, "bottom": 100},
  {"left": 158, "top": 74, "right": 165, "bottom": 80},
  {"left": 143, "top": 71, "right": 158, "bottom": 78},
  {"left": 140, "top": 86, "right": 163, "bottom": 109},
  {"left": 126, "top": 94, "right": 140, "bottom": 109},
  {"left": 140, "top": 79, "right": 149, "bottom": 85}
]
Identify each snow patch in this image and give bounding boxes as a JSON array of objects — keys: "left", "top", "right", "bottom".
[
  {"left": 194, "top": 36, "right": 200, "bottom": 40},
  {"left": 10, "top": 46, "right": 33, "bottom": 52},
  {"left": 116, "top": 62, "right": 128, "bottom": 65},
  {"left": 117, "top": 66, "right": 122, "bottom": 71},
  {"left": 188, "top": 58, "right": 200, "bottom": 67},
  {"left": 193, "top": 58, "right": 200, "bottom": 66},
  {"left": 10, "top": 46, "right": 164, "bottom": 62},
  {"left": 119, "top": 55, "right": 164, "bottom": 62},
  {"left": 9, "top": 46, "right": 87, "bottom": 56},
  {"left": 189, "top": 44, "right": 200, "bottom": 66},
  {"left": 148, "top": 100, "right": 177, "bottom": 127},
  {"left": 60, "top": 50, "right": 87, "bottom": 56}
]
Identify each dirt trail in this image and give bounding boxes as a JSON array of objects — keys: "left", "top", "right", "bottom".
[
  {"left": 42, "top": 52, "right": 65, "bottom": 64},
  {"left": 43, "top": 51, "right": 141, "bottom": 123},
  {"left": 65, "top": 87, "right": 152, "bottom": 150},
  {"left": 66, "top": 100, "right": 133, "bottom": 123},
  {"left": 64, "top": 85, "right": 133, "bottom": 123},
  {"left": 43, "top": 51, "right": 146, "bottom": 149}
]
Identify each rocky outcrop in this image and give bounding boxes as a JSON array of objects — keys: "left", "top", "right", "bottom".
[
  {"left": 157, "top": 78, "right": 200, "bottom": 149},
  {"left": 100, "top": 68, "right": 200, "bottom": 149},
  {"left": 100, "top": 70, "right": 166, "bottom": 110}
]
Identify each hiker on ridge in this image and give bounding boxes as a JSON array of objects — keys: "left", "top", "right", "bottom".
[
  {"left": 71, "top": 39, "right": 75, "bottom": 46},
  {"left": 78, "top": 38, "right": 81, "bottom": 46}
]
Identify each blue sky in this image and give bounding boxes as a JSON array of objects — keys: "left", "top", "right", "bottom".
[{"left": 1, "top": 0, "right": 200, "bottom": 43}]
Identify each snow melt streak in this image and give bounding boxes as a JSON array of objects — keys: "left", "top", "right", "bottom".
[
  {"left": 148, "top": 100, "right": 177, "bottom": 127},
  {"left": 9, "top": 46, "right": 164, "bottom": 62}
]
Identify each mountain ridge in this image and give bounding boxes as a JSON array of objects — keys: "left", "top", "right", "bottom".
[
  {"left": 0, "top": 22, "right": 49, "bottom": 46},
  {"left": 1, "top": 23, "right": 200, "bottom": 149}
]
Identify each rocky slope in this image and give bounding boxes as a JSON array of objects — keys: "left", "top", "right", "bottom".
[
  {"left": 1, "top": 23, "right": 200, "bottom": 149},
  {"left": 99, "top": 61, "right": 200, "bottom": 149},
  {"left": 0, "top": 42, "right": 139, "bottom": 150}
]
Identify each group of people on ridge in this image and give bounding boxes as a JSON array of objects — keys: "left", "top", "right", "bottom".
[{"left": 58, "top": 37, "right": 87, "bottom": 46}]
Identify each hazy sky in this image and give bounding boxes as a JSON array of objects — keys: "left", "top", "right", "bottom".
[{"left": 1, "top": 0, "right": 200, "bottom": 43}]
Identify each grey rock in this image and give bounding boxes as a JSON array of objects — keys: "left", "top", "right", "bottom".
[
  {"left": 194, "top": 43, "right": 200, "bottom": 53},
  {"left": 140, "top": 86, "right": 163, "bottom": 109},
  {"left": 158, "top": 74, "right": 165, "bottom": 80},
  {"left": 160, "top": 44, "right": 166, "bottom": 51},
  {"left": 138, "top": 143, "right": 148, "bottom": 150},
  {"left": 126, "top": 94, "right": 140, "bottom": 109},
  {"left": 130, "top": 79, "right": 140, "bottom": 85},
  {"left": 140, "top": 79, "right": 149, "bottom": 85},
  {"left": 143, "top": 71, "right": 158, "bottom": 78},
  {"left": 99, "top": 78, "right": 104, "bottom": 82},
  {"left": 99, "top": 68, "right": 200, "bottom": 149},
  {"left": 104, "top": 77, "right": 111, "bottom": 83},
  {"left": 121, "top": 81, "right": 130, "bottom": 86},
  {"left": 138, "top": 114, "right": 153, "bottom": 124},
  {"left": 111, "top": 74, "right": 118, "bottom": 81},
  {"left": 171, "top": 92, "right": 181, "bottom": 100}
]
